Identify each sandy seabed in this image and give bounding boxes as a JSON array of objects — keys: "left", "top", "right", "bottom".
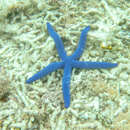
[{"left": 0, "top": 0, "right": 130, "bottom": 129}]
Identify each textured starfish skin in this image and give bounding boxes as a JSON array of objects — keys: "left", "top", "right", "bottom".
[{"left": 26, "top": 23, "right": 118, "bottom": 108}]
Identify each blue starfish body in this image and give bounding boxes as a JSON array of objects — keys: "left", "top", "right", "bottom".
[{"left": 26, "top": 23, "right": 118, "bottom": 108}]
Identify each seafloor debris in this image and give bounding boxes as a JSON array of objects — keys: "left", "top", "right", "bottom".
[{"left": 0, "top": 68, "right": 10, "bottom": 101}]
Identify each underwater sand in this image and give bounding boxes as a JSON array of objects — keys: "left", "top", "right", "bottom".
[{"left": 0, "top": 0, "right": 130, "bottom": 129}]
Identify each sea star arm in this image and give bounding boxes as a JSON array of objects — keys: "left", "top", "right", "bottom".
[
  {"left": 47, "top": 22, "right": 67, "bottom": 60},
  {"left": 62, "top": 64, "right": 72, "bottom": 108},
  {"left": 71, "top": 26, "right": 90, "bottom": 59},
  {"left": 26, "top": 62, "right": 64, "bottom": 83},
  {"left": 72, "top": 61, "right": 118, "bottom": 69}
]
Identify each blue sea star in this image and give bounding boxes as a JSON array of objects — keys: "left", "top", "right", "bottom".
[{"left": 26, "top": 22, "right": 118, "bottom": 108}]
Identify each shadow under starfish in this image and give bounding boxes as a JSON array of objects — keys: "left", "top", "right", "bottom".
[{"left": 26, "top": 23, "right": 118, "bottom": 108}]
